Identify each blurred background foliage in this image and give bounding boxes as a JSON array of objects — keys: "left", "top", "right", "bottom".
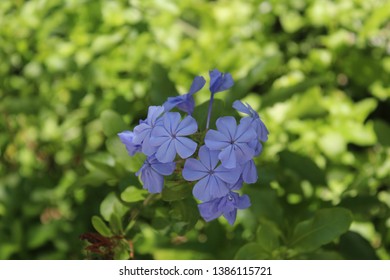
[{"left": 1, "top": 0, "right": 389, "bottom": 259}]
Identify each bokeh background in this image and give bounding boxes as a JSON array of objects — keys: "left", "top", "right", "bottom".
[{"left": 1, "top": 0, "right": 389, "bottom": 259}]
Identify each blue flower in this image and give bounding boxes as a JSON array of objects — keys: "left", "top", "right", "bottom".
[
  {"left": 198, "top": 191, "right": 251, "bottom": 225},
  {"left": 118, "top": 131, "right": 142, "bottom": 156},
  {"left": 133, "top": 106, "right": 165, "bottom": 156},
  {"left": 150, "top": 112, "right": 198, "bottom": 163},
  {"left": 205, "top": 116, "right": 257, "bottom": 169},
  {"left": 233, "top": 100, "right": 269, "bottom": 143},
  {"left": 182, "top": 146, "right": 241, "bottom": 201},
  {"left": 163, "top": 76, "right": 206, "bottom": 115},
  {"left": 209, "top": 69, "right": 234, "bottom": 94},
  {"left": 136, "top": 155, "right": 176, "bottom": 193}
]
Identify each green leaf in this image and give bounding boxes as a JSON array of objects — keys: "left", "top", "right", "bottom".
[
  {"left": 113, "top": 239, "right": 131, "bottom": 260},
  {"left": 289, "top": 208, "right": 353, "bottom": 253},
  {"left": 92, "top": 216, "right": 112, "bottom": 237},
  {"left": 256, "top": 222, "right": 281, "bottom": 253},
  {"left": 261, "top": 75, "right": 330, "bottom": 108},
  {"left": 100, "top": 110, "right": 128, "bottom": 137},
  {"left": 149, "top": 63, "right": 178, "bottom": 105},
  {"left": 170, "top": 198, "right": 199, "bottom": 233},
  {"left": 162, "top": 184, "right": 192, "bottom": 202},
  {"left": 100, "top": 192, "right": 128, "bottom": 221},
  {"left": 228, "top": 55, "right": 282, "bottom": 103},
  {"left": 120, "top": 186, "right": 147, "bottom": 203},
  {"left": 234, "top": 243, "right": 269, "bottom": 260},
  {"left": 339, "top": 231, "right": 379, "bottom": 260},
  {"left": 109, "top": 213, "right": 124, "bottom": 235},
  {"left": 279, "top": 150, "right": 326, "bottom": 186},
  {"left": 373, "top": 119, "right": 390, "bottom": 147}
]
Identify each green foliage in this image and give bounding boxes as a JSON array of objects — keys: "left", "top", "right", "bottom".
[{"left": 1, "top": 0, "right": 389, "bottom": 260}]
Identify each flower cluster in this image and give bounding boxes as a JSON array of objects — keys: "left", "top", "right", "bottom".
[{"left": 118, "top": 69, "right": 268, "bottom": 225}]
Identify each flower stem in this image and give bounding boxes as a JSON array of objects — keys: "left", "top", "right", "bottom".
[{"left": 206, "top": 93, "right": 214, "bottom": 129}]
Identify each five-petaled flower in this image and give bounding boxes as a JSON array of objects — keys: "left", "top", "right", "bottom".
[
  {"left": 136, "top": 155, "right": 176, "bottom": 193},
  {"left": 163, "top": 76, "right": 206, "bottom": 115},
  {"left": 182, "top": 146, "right": 241, "bottom": 201},
  {"left": 150, "top": 112, "right": 198, "bottom": 163},
  {"left": 205, "top": 116, "right": 257, "bottom": 169}
]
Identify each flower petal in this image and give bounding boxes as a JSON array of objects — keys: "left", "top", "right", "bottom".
[
  {"left": 235, "top": 194, "right": 251, "bottom": 209},
  {"left": 164, "top": 112, "right": 181, "bottom": 135},
  {"left": 205, "top": 130, "right": 229, "bottom": 150},
  {"left": 216, "top": 116, "right": 237, "bottom": 140},
  {"left": 141, "top": 132, "right": 158, "bottom": 156},
  {"left": 235, "top": 120, "right": 257, "bottom": 143},
  {"left": 198, "top": 145, "right": 219, "bottom": 170},
  {"left": 118, "top": 131, "right": 141, "bottom": 156},
  {"left": 233, "top": 100, "right": 251, "bottom": 115},
  {"left": 223, "top": 210, "right": 237, "bottom": 225},
  {"left": 141, "top": 168, "right": 164, "bottom": 193},
  {"left": 182, "top": 158, "right": 208, "bottom": 181},
  {"left": 148, "top": 106, "right": 165, "bottom": 125},
  {"left": 215, "top": 164, "right": 241, "bottom": 184},
  {"left": 192, "top": 175, "right": 229, "bottom": 201},
  {"left": 198, "top": 199, "right": 222, "bottom": 222},
  {"left": 155, "top": 139, "right": 176, "bottom": 163},
  {"left": 150, "top": 126, "right": 169, "bottom": 146},
  {"left": 176, "top": 95, "right": 195, "bottom": 115},
  {"left": 152, "top": 160, "right": 176, "bottom": 176},
  {"left": 234, "top": 143, "right": 255, "bottom": 164},
  {"left": 133, "top": 123, "right": 150, "bottom": 144},
  {"left": 219, "top": 145, "right": 237, "bottom": 169},
  {"left": 163, "top": 96, "right": 183, "bottom": 112},
  {"left": 242, "top": 159, "right": 258, "bottom": 183},
  {"left": 176, "top": 115, "right": 198, "bottom": 136},
  {"left": 188, "top": 76, "right": 206, "bottom": 95},
  {"left": 175, "top": 137, "right": 197, "bottom": 159}
]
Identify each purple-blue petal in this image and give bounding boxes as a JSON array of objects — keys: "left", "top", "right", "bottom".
[
  {"left": 235, "top": 194, "right": 251, "bottom": 209},
  {"left": 188, "top": 76, "right": 206, "bottom": 95},
  {"left": 209, "top": 69, "right": 234, "bottom": 94},
  {"left": 198, "top": 199, "right": 222, "bottom": 222},
  {"left": 152, "top": 160, "right": 176, "bottom": 176},
  {"left": 234, "top": 143, "right": 255, "bottom": 165},
  {"left": 214, "top": 164, "right": 241, "bottom": 184},
  {"left": 118, "top": 131, "right": 141, "bottom": 156},
  {"left": 163, "top": 96, "right": 183, "bottom": 112},
  {"left": 242, "top": 159, "right": 258, "bottom": 184},
  {"left": 175, "top": 137, "right": 197, "bottom": 159},
  {"left": 176, "top": 115, "right": 198, "bottom": 136},
  {"left": 198, "top": 146, "right": 219, "bottom": 171},
  {"left": 205, "top": 130, "right": 230, "bottom": 150},
  {"left": 216, "top": 116, "right": 237, "bottom": 140},
  {"left": 223, "top": 210, "right": 237, "bottom": 225},
  {"left": 176, "top": 96, "right": 195, "bottom": 115},
  {"left": 155, "top": 139, "right": 176, "bottom": 163},
  {"left": 140, "top": 167, "right": 164, "bottom": 193},
  {"left": 233, "top": 100, "right": 252, "bottom": 115},
  {"left": 219, "top": 145, "right": 237, "bottom": 169},
  {"left": 182, "top": 158, "right": 208, "bottom": 181},
  {"left": 192, "top": 175, "right": 229, "bottom": 201}
]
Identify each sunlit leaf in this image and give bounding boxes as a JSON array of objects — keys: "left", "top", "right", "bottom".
[{"left": 290, "top": 208, "right": 353, "bottom": 253}]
